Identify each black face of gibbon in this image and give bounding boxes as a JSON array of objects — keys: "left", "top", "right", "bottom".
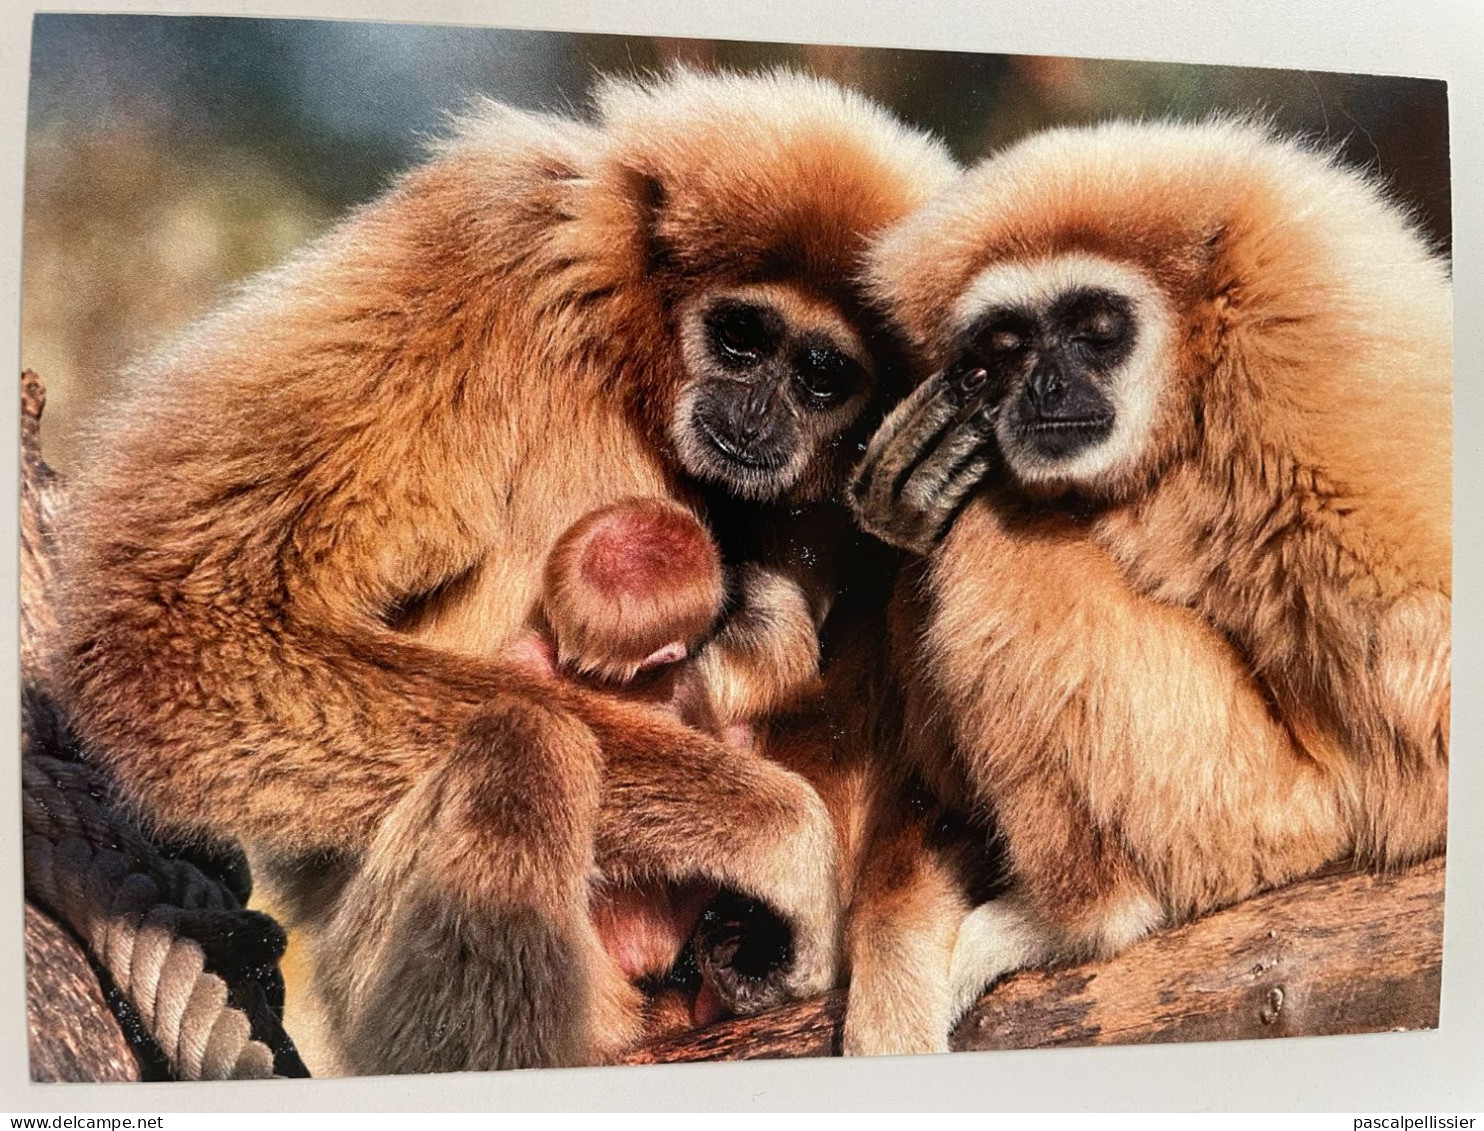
[
  {"left": 674, "top": 292, "right": 874, "bottom": 502},
  {"left": 959, "top": 287, "right": 1134, "bottom": 463}
]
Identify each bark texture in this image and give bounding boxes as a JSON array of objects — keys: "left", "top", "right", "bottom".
[{"left": 625, "top": 860, "right": 1444, "bottom": 1062}]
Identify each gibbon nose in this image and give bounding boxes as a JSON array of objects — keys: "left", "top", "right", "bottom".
[
  {"left": 732, "top": 389, "right": 778, "bottom": 445},
  {"left": 736, "top": 412, "right": 767, "bottom": 444},
  {"left": 1027, "top": 362, "right": 1105, "bottom": 422},
  {"left": 1026, "top": 362, "right": 1068, "bottom": 414}
]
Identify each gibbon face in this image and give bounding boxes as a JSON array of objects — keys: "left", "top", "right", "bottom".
[
  {"left": 673, "top": 283, "right": 874, "bottom": 500},
  {"left": 586, "top": 69, "right": 958, "bottom": 503},
  {"left": 943, "top": 254, "right": 1176, "bottom": 495},
  {"left": 863, "top": 118, "right": 1453, "bottom": 508}
]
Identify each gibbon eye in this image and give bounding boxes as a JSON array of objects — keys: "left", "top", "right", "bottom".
[
  {"left": 1058, "top": 290, "right": 1133, "bottom": 352},
  {"left": 794, "top": 345, "right": 864, "bottom": 407},
  {"left": 1078, "top": 311, "right": 1122, "bottom": 341},
  {"left": 1070, "top": 309, "right": 1129, "bottom": 347},
  {"left": 970, "top": 314, "right": 1035, "bottom": 360},
  {"left": 707, "top": 304, "right": 773, "bottom": 367}
]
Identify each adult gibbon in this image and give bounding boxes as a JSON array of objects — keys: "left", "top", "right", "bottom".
[
  {"left": 59, "top": 68, "right": 958, "bottom": 1073},
  {"left": 846, "top": 118, "right": 1451, "bottom": 1054}
]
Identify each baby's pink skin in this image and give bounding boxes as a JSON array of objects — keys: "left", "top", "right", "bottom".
[
  {"left": 589, "top": 880, "right": 729, "bottom": 1029},
  {"left": 508, "top": 631, "right": 758, "bottom": 755},
  {"left": 640, "top": 641, "right": 689, "bottom": 669},
  {"left": 505, "top": 630, "right": 689, "bottom": 681},
  {"left": 505, "top": 630, "right": 560, "bottom": 679},
  {"left": 590, "top": 881, "right": 717, "bottom": 982}
]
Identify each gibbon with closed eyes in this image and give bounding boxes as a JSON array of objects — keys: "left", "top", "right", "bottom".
[
  {"left": 60, "top": 68, "right": 958, "bottom": 1073},
  {"left": 846, "top": 118, "right": 1451, "bottom": 1054}
]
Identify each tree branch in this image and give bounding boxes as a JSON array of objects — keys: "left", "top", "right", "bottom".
[{"left": 625, "top": 858, "right": 1443, "bottom": 1063}]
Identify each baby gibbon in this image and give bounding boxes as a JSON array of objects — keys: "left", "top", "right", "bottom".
[
  {"left": 530, "top": 496, "right": 824, "bottom": 741},
  {"left": 846, "top": 118, "right": 1451, "bottom": 1054}
]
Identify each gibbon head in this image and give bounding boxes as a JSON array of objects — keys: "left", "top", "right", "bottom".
[
  {"left": 866, "top": 117, "right": 1451, "bottom": 504},
  {"left": 594, "top": 69, "right": 959, "bottom": 502},
  {"left": 542, "top": 498, "right": 725, "bottom": 683}
]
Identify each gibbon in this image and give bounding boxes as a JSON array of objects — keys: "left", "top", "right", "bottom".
[
  {"left": 59, "top": 68, "right": 958, "bottom": 1073},
  {"left": 528, "top": 496, "right": 826, "bottom": 745},
  {"left": 538, "top": 497, "right": 729, "bottom": 686},
  {"left": 845, "top": 119, "right": 1452, "bottom": 1054}
]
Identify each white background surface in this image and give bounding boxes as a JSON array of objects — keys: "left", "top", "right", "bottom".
[{"left": 0, "top": 0, "right": 1479, "bottom": 1113}]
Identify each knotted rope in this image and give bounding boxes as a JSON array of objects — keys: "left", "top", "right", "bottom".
[{"left": 22, "top": 746, "right": 307, "bottom": 1080}]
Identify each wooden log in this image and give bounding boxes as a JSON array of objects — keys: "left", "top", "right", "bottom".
[
  {"left": 21, "top": 370, "right": 62, "bottom": 693},
  {"left": 24, "top": 906, "right": 143, "bottom": 1082},
  {"left": 623, "top": 857, "right": 1445, "bottom": 1063},
  {"left": 624, "top": 990, "right": 847, "bottom": 1064},
  {"left": 955, "top": 857, "right": 1443, "bottom": 1050}
]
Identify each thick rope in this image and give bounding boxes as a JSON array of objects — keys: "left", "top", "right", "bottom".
[{"left": 23, "top": 752, "right": 305, "bottom": 1080}]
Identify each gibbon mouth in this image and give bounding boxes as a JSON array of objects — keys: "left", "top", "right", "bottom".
[
  {"left": 695, "top": 416, "right": 787, "bottom": 472},
  {"left": 1020, "top": 414, "right": 1115, "bottom": 457},
  {"left": 1026, "top": 414, "right": 1115, "bottom": 432}
]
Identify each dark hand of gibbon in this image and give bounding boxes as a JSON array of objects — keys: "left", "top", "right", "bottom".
[{"left": 848, "top": 360, "right": 998, "bottom": 555}]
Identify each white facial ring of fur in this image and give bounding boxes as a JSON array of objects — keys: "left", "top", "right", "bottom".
[{"left": 951, "top": 252, "right": 1175, "bottom": 490}]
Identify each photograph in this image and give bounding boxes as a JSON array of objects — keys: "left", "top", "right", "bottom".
[{"left": 14, "top": 8, "right": 1456, "bottom": 1099}]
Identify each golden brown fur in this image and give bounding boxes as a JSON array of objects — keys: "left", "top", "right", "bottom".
[
  {"left": 845, "top": 119, "right": 1451, "bottom": 1054},
  {"left": 59, "top": 68, "right": 957, "bottom": 1073}
]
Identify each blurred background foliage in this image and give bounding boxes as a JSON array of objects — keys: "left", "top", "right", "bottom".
[{"left": 23, "top": 15, "right": 1450, "bottom": 470}]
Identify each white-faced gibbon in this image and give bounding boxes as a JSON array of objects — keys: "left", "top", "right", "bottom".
[
  {"left": 59, "top": 68, "right": 958, "bottom": 1073},
  {"left": 845, "top": 118, "right": 1451, "bottom": 1054}
]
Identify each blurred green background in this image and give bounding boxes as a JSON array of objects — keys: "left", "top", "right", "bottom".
[{"left": 22, "top": 15, "right": 1450, "bottom": 471}]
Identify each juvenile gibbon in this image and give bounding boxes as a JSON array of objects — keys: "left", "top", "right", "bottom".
[
  {"left": 59, "top": 69, "right": 958, "bottom": 1073},
  {"left": 528, "top": 496, "right": 825, "bottom": 746},
  {"left": 538, "top": 497, "right": 730, "bottom": 686},
  {"left": 533, "top": 492, "right": 953, "bottom": 1033},
  {"left": 845, "top": 119, "right": 1451, "bottom": 1054}
]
